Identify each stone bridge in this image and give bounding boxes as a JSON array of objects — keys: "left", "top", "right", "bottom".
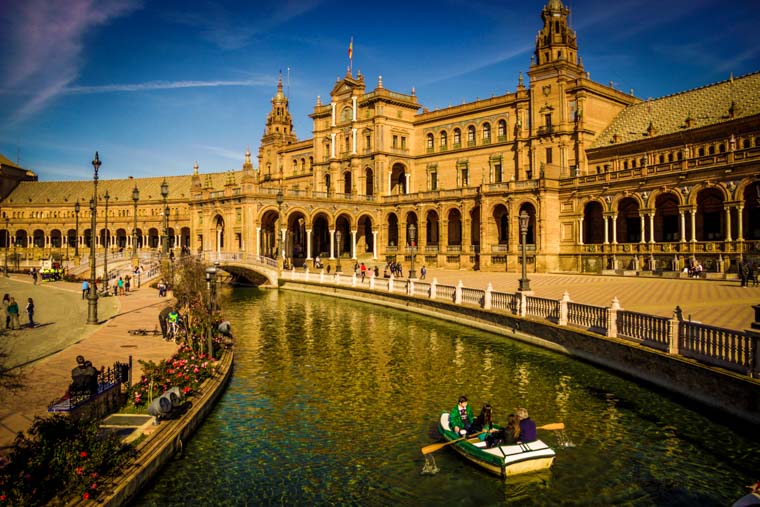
[{"left": 201, "top": 252, "right": 279, "bottom": 286}]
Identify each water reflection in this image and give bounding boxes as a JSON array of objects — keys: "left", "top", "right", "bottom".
[{"left": 134, "top": 289, "right": 760, "bottom": 506}]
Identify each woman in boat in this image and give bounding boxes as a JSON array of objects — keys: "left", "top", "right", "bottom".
[
  {"left": 472, "top": 404, "right": 495, "bottom": 435},
  {"left": 485, "top": 413, "right": 520, "bottom": 448},
  {"left": 449, "top": 395, "right": 475, "bottom": 435},
  {"left": 516, "top": 407, "right": 537, "bottom": 443}
]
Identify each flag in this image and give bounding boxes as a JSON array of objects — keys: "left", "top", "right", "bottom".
[{"left": 348, "top": 37, "right": 353, "bottom": 60}]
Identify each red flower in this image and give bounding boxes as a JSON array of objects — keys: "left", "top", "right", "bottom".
[
  {"left": 83, "top": 492, "right": 90, "bottom": 500},
  {"left": 76, "top": 467, "right": 84, "bottom": 475},
  {"left": 91, "top": 483, "right": 98, "bottom": 489},
  {"left": 91, "top": 472, "right": 98, "bottom": 478},
  {"left": 80, "top": 451, "right": 87, "bottom": 458}
]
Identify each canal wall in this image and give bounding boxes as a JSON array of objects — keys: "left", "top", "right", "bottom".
[{"left": 280, "top": 280, "right": 760, "bottom": 425}]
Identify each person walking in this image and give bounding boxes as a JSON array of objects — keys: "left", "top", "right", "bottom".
[
  {"left": 26, "top": 297, "right": 35, "bottom": 328},
  {"left": 3, "top": 294, "right": 10, "bottom": 329},
  {"left": 7, "top": 297, "right": 19, "bottom": 330},
  {"left": 82, "top": 280, "right": 89, "bottom": 299}
]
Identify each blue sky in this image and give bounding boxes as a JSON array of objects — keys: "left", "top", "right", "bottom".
[{"left": 1, "top": 0, "right": 758, "bottom": 182}]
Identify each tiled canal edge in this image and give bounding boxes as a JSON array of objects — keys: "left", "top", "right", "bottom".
[{"left": 66, "top": 349, "right": 234, "bottom": 507}]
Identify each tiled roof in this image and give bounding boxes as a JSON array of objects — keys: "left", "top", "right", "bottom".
[
  {"left": 3, "top": 171, "right": 238, "bottom": 206},
  {"left": 590, "top": 71, "right": 760, "bottom": 149},
  {"left": 0, "top": 153, "right": 19, "bottom": 168}
]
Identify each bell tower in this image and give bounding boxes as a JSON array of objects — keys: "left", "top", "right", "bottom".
[
  {"left": 258, "top": 73, "right": 297, "bottom": 181},
  {"left": 532, "top": 0, "right": 582, "bottom": 74}
]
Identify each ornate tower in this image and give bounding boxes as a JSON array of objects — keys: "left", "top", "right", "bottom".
[
  {"left": 258, "top": 74, "right": 297, "bottom": 181},
  {"left": 533, "top": 0, "right": 581, "bottom": 70}
]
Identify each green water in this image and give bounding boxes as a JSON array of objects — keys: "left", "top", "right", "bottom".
[{"left": 134, "top": 288, "right": 760, "bottom": 506}]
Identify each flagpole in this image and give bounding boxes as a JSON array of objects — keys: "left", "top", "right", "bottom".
[{"left": 349, "top": 36, "right": 353, "bottom": 74}]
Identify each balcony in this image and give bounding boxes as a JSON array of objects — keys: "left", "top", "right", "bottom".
[{"left": 537, "top": 125, "right": 554, "bottom": 137}]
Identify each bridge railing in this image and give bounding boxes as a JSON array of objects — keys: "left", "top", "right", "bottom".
[
  {"left": 203, "top": 251, "right": 278, "bottom": 269},
  {"left": 281, "top": 267, "right": 760, "bottom": 379}
]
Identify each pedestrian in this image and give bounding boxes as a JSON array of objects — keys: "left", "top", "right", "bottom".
[
  {"left": 30, "top": 267, "right": 38, "bottom": 285},
  {"left": 360, "top": 262, "right": 367, "bottom": 282},
  {"left": 26, "top": 297, "right": 34, "bottom": 328},
  {"left": 7, "top": 297, "right": 19, "bottom": 330},
  {"left": 420, "top": 265, "right": 427, "bottom": 280},
  {"left": 118, "top": 277, "right": 124, "bottom": 295},
  {"left": 3, "top": 293, "right": 10, "bottom": 329},
  {"left": 740, "top": 261, "right": 749, "bottom": 287},
  {"left": 125, "top": 275, "right": 131, "bottom": 293},
  {"left": 82, "top": 280, "right": 89, "bottom": 299}
]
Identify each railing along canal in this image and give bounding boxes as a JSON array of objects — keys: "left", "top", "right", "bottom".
[{"left": 282, "top": 268, "right": 760, "bottom": 378}]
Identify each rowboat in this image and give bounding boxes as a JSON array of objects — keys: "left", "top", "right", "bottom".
[{"left": 437, "top": 412, "right": 556, "bottom": 478}]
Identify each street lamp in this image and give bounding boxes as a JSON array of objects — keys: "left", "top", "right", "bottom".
[
  {"left": 103, "top": 190, "right": 110, "bottom": 289},
  {"left": 4, "top": 216, "right": 8, "bottom": 277},
  {"left": 335, "top": 230, "right": 342, "bottom": 273},
  {"left": 205, "top": 264, "right": 217, "bottom": 357},
  {"left": 276, "top": 189, "right": 284, "bottom": 261},
  {"left": 87, "top": 152, "right": 100, "bottom": 324},
  {"left": 160, "top": 179, "right": 169, "bottom": 255},
  {"left": 518, "top": 210, "right": 531, "bottom": 292},
  {"left": 74, "top": 202, "right": 80, "bottom": 257},
  {"left": 408, "top": 222, "right": 417, "bottom": 279},
  {"left": 132, "top": 186, "right": 139, "bottom": 264}
]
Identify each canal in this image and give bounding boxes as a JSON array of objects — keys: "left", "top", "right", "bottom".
[{"left": 134, "top": 288, "right": 760, "bottom": 506}]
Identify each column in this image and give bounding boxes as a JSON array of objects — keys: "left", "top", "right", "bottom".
[
  {"left": 352, "top": 128, "right": 357, "bottom": 154},
  {"left": 351, "top": 230, "right": 357, "bottom": 259},
  {"left": 330, "top": 133, "right": 336, "bottom": 158},
  {"left": 329, "top": 229, "right": 335, "bottom": 259},
  {"left": 737, "top": 205, "right": 744, "bottom": 241},
  {"left": 372, "top": 230, "right": 378, "bottom": 260},
  {"left": 331, "top": 102, "right": 336, "bottom": 126},
  {"left": 405, "top": 174, "right": 411, "bottom": 194},
  {"left": 648, "top": 213, "right": 655, "bottom": 243},
  {"left": 679, "top": 210, "right": 686, "bottom": 243},
  {"left": 306, "top": 229, "right": 312, "bottom": 260},
  {"left": 352, "top": 96, "right": 357, "bottom": 122},
  {"left": 612, "top": 215, "right": 618, "bottom": 244},
  {"left": 578, "top": 217, "right": 584, "bottom": 245},
  {"left": 387, "top": 172, "right": 392, "bottom": 196},
  {"left": 256, "top": 227, "right": 263, "bottom": 256},
  {"left": 639, "top": 215, "right": 646, "bottom": 244},
  {"left": 280, "top": 228, "right": 286, "bottom": 259},
  {"left": 724, "top": 206, "right": 732, "bottom": 241},
  {"left": 603, "top": 216, "right": 609, "bottom": 244},
  {"left": 690, "top": 209, "right": 697, "bottom": 242}
]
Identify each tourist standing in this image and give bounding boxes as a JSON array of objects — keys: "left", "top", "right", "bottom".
[
  {"left": 26, "top": 297, "right": 34, "bottom": 328},
  {"left": 2, "top": 294, "right": 10, "bottom": 329},
  {"left": 420, "top": 265, "right": 427, "bottom": 280},
  {"left": 7, "top": 297, "right": 19, "bottom": 330},
  {"left": 82, "top": 280, "right": 89, "bottom": 299}
]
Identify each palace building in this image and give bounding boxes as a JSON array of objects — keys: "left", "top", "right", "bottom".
[{"left": 1, "top": 0, "right": 759, "bottom": 276}]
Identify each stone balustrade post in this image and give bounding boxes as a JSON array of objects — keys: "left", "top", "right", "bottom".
[
  {"left": 369, "top": 275, "right": 375, "bottom": 290},
  {"left": 559, "top": 291, "right": 570, "bottom": 326},
  {"left": 519, "top": 291, "right": 528, "bottom": 317},
  {"left": 668, "top": 308, "right": 681, "bottom": 355},
  {"left": 320, "top": 270, "right": 324, "bottom": 283},
  {"left": 455, "top": 281, "right": 463, "bottom": 305},
  {"left": 409, "top": 279, "right": 415, "bottom": 296},
  {"left": 484, "top": 283, "right": 492, "bottom": 310},
  {"left": 746, "top": 304, "right": 760, "bottom": 378},
  {"left": 305, "top": 267, "right": 310, "bottom": 282},
  {"left": 389, "top": 275, "right": 394, "bottom": 293},
  {"left": 352, "top": 273, "right": 357, "bottom": 287},
  {"left": 607, "top": 297, "right": 620, "bottom": 338},
  {"left": 335, "top": 273, "right": 341, "bottom": 285},
  {"left": 430, "top": 278, "right": 437, "bottom": 300}
]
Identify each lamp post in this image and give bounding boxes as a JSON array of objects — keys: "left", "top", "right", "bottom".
[
  {"left": 518, "top": 210, "right": 531, "bottom": 292},
  {"left": 87, "top": 152, "right": 100, "bottom": 324},
  {"left": 408, "top": 222, "right": 417, "bottom": 279},
  {"left": 74, "top": 202, "right": 80, "bottom": 257},
  {"left": 161, "top": 179, "right": 169, "bottom": 255},
  {"left": 335, "top": 230, "right": 342, "bottom": 273},
  {"left": 205, "top": 264, "right": 217, "bottom": 357},
  {"left": 103, "top": 190, "right": 109, "bottom": 289},
  {"left": 276, "top": 189, "right": 284, "bottom": 263},
  {"left": 4, "top": 216, "right": 8, "bottom": 277},
  {"left": 132, "top": 186, "right": 139, "bottom": 265}
]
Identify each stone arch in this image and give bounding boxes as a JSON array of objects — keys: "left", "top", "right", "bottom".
[
  {"left": 654, "top": 192, "right": 680, "bottom": 242},
  {"left": 335, "top": 213, "right": 352, "bottom": 259},
  {"left": 390, "top": 162, "right": 407, "bottom": 194},
  {"left": 310, "top": 212, "right": 331, "bottom": 258},
  {"left": 386, "top": 212, "right": 399, "bottom": 247},
  {"left": 491, "top": 203, "right": 509, "bottom": 246},
  {"left": 115, "top": 228, "right": 128, "bottom": 248},
  {"left": 287, "top": 210, "right": 309, "bottom": 263},
  {"left": 518, "top": 202, "right": 537, "bottom": 245},
  {"left": 213, "top": 215, "right": 225, "bottom": 252},
  {"left": 50, "top": 229, "right": 62, "bottom": 248},
  {"left": 695, "top": 187, "right": 725, "bottom": 241},
  {"left": 616, "top": 197, "right": 642, "bottom": 243},
  {"left": 342, "top": 168, "right": 352, "bottom": 194},
  {"left": 425, "top": 209, "right": 440, "bottom": 246},
  {"left": 405, "top": 211, "right": 419, "bottom": 247},
  {"left": 32, "top": 228, "right": 44, "bottom": 248},
  {"left": 447, "top": 208, "right": 462, "bottom": 246},
  {"left": 364, "top": 166, "right": 374, "bottom": 196},
  {"left": 583, "top": 201, "right": 604, "bottom": 244},
  {"left": 357, "top": 214, "right": 374, "bottom": 254},
  {"left": 742, "top": 180, "right": 760, "bottom": 240}
]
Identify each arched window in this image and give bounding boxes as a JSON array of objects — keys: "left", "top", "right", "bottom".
[
  {"left": 440, "top": 131, "right": 448, "bottom": 148},
  {"left": 426, "top": 133, "right": 434, "bottom": 150},
  {"left": 453, "top": 128, "right": 461, "bottom": 147},
  {"left": 498, "top": 119, "right": 507, "bottom": 139},
  {"left": 482, "top": 122, "right": 491, "bottom": 142},
  {"left": 467, "top": 125, "right": 476, "bottom": 145}
]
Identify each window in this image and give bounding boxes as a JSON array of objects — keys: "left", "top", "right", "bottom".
[
  {"left": 461, "top": 168, "right": 469, "bottom": 186},
  {"left": 467, "top": 126, "right": 475, "bottom": 143},
  {"left": 392, "top": 135, "right": 398, "bottom": 148},
  {"left": 440, "top": 131, "right": 448, "bottom": 148},
  {"left": 482, "top": 123, "right": 491, "bottom": 141},
  {"left": 426, "top": 133, "right": 434, "bottom": 150},
  {"left": 365, "top": 135, "right": 371, "bottom": 150},
  {"left": 430, "top": 171, "right": 438, "bottom": 190},
  {"left": 708, "top": 145, "right": 715, "bottom": 155},
  {"left": 659, "top": 154, "right": 664, "bottom": 164},
  {"left": 498, "top": 120, "right": 507, "bottom": 140},
  {"left": 453, "top": 128, "right": 461, "bottom": 146},
  {"left": 494, "top": 162, "right": 503, "bottom": 183},
  {"left": 401, "top": 136, "right": 407, "bottom": 149},
  {"left": 546, "top": 148, "right": 553, "bottom": 164},
  {"left": 698, "top": 147, "right": 705, "bottom": 157},
  {"left": 545, "top": 113, "right": 552, "bottom": 128}
]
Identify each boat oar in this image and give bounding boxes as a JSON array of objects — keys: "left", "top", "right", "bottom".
[
  {"left": 537, "top": 422, "right": 564, "bottom": 431},
  {"left": 421, "top": 430, "right": 487, "bottom": 455}
]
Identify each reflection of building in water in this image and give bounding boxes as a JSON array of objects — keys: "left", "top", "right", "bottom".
[
  {"left": 2, "top": 0, "right": 759, "bottom": 274},
  {"left": 554, "top": 375, "right": 572, "bottom": 419}
]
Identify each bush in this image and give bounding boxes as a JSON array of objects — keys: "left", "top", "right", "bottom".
[{"left": 0, "top": 415, "right": 134, "bottom": 505}]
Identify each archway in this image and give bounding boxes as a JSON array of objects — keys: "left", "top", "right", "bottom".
[
  {"left": 365, "top": 167, "right": 374, "bottom": 196},
  {"left": 426, "top": 210, "right": 440, "bottom": 246},
  {"left": 695, "top": 188, "right": 724, "bottom": 241},
  {"left": 617, "top": 198, "right": 641, "bottom": 243},
  {"left": 390, "top": 163, "right": 407, "bottom": 195},
  {"left": 387, "top": 213, "right": 399, "bottom": 247},
  {"left": 654, "top": 193, "right": 680, "bottom": 242},
  {"left": 447, "top": 209, "right": 462, "bottom": 247},
  {"left": 583, "top": 202, "right": 604, "bottom": 244}
]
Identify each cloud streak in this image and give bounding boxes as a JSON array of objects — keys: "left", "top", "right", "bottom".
[
  {"left": 65, "top": 78, "right": 272, "bottom": 94},
  {"left": 2, "top": 0, "right": 143, "bottom": 125}
]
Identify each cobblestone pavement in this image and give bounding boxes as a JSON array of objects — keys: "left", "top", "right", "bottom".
[{"left": 0, "top": 275, "right": 176, "bottom": 453}]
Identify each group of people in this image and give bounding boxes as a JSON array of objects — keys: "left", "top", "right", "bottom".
[
  {"left": 685, "top": 261, "right": 704, "bottom": 278},
  {"left": 739, "top": 261, "right": 757, "bottom": 287},
  {"left": 2, "top": 293, "right": 34, "bottom": 329},
  {"left": 70, "top": 355, "right": 100, "bottom": 396},
  {"left": 449, "top": 395, "right": 537, "bottom": 448},
  {"left": 111, "top": 275, "right": 132, "bottom": 296}
]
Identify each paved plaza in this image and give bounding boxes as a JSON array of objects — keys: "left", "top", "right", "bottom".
[{"left": 0, "top": 267, "right": 758, "bottom": 453}]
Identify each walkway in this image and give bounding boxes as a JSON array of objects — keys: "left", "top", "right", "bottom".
[{"left": 0, "top": 275, "right": 176, "bottom": 453}]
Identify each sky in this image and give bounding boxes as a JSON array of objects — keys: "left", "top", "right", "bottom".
[{"left": 0, "top": 0, "right": 758, "bottom": 182}]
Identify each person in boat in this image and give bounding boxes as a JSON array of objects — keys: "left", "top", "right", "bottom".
[
  {"left": 472, "top": 404, "right": 499, "bottom": 443},
  {"left": 485, "top": 413, "right": 520, "bottom": 448},
  {"left": 516, "top": 407, "right": 537, "bottom": 443},
  {"left": 732, "top": 480, "right": 760, "bottom": 507},
  {"left": 449, "top": 395, "right": 475, "bottom": 436}
]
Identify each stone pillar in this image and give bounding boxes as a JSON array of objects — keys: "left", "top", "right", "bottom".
[
  {"left": 351, "top": 230, "right": 357, "bottom": 259},
  {"left": 648, "top": 213, "right": 655, "bottom": 244},
  {"left": 430, "top": 278, "right": 437, "bottom": 299},
  {"left": 612, "top": 215, "right": 618, "bottom": 244},
  {"left": 607, "top": 297, "right": 620, "bottom": 338},
  {"left": 679, "top": 210, "right": 686, "bottom": 243},
  {"left": 578, "top": 217, "right": 584, "bottom": 245},
  {"left": 372, "top": 230, "right": 378, "bottom": 260},
  {"left": 329, "top": 229, "right": 335, "bottom": 259},
  {"left": 484, "top": 283, "right": 492, "bottom": 310},
  {"left": 306, "top": 229, "right": 313, "bottom": 260},
  {"left": 668, "top": 309, "right": 681, "bottom": 355},
  {"left": 639, "top": 215, "right": 646, "bottom": 244},
  {"left": 559, "top": 291, "right": 570, "bottom": 326},
  {"left": 256, "top": 227, "right": 261, "bottom": 256},
  {"left": 737, "top": 205, "right": 744, "bottom": 241},
  {"left": 455, "top": 280, "right": 463, "bottom": 305},
  {"left": 603, "top": 216, "right": 609, "bottom": 244},
  {"left": 690, "top": 209, "right": 697, "bottom": 242},
  {"left": 725, "top": 206, "right": 732, "bottom": 241}
]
